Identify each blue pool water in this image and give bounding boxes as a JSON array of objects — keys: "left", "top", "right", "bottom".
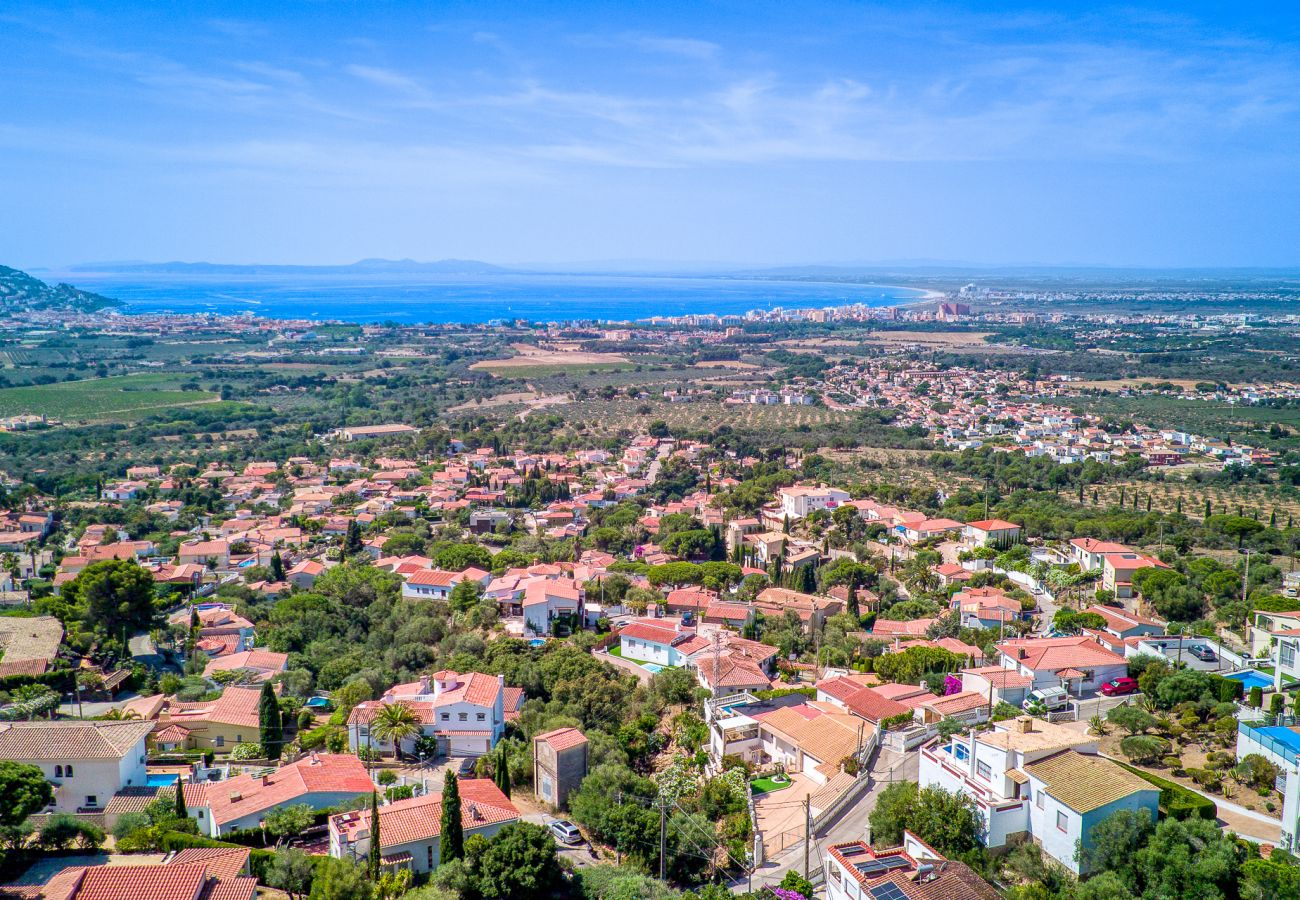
[
  {"left": 641, "top": 663, "right": 664, "bottom": 673},
  {"left": 529, "top": 639, "right": 547, "bottom": 648},
  {"left": 1253, "top": 726, "right": 1300, "bottom": 756},
  {"left": 146, "top": 773, "right": 178, "bottom": 787},
  {"left": 1224, "top": 670, "right": 1273, "bottom": 691},
  {"left": 304, "top": 697, "right": 332, "bottom": 708}
]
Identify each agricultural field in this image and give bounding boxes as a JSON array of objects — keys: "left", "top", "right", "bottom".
[
  {"left": 0, "top": 373, "right": 218, "bottom": 422},
  {"left": 1088, "top": 478, "right": 1300, "bottom": 525},
  {"left": 1073, "top": 395, "right": 1300, "bottom": 451}
]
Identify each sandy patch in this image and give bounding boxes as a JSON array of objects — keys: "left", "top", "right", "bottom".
[{"left": 470, "top": 342, "right": 630, "bottom": 370}]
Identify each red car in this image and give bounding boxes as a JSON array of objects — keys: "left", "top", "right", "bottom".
[{"left": 1101, "top": 677, "right": 1139, "bottom": 697}]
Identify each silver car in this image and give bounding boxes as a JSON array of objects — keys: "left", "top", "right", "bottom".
[{"left": 549, "top": 820, "right": 582, "bottom": 845}]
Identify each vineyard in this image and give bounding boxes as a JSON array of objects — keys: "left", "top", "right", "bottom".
[
  {"left": 562, "top": 398, "right": 855, "bottom": 436},
  {"left": 0, "top": 373, "right": 218, "bottom": 422}
]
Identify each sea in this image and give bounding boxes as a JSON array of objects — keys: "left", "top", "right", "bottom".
[{"left": 54, "top": 272, "right": 925, "bottom": 325}]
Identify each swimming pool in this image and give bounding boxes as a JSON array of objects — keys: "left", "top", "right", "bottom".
[
  {"left": 146, "top": 773, "right": 179, "bottom": 787},
  {"left": 641, "top": 663, "right": 664, "bottom": 673},
  {"left": 304, "top": 696, "right": 332, "bottom": 709},
  {"left": 1224, "top": 670, "right": 1274, "bottom": 691},
  {"left": 529, "top": 639, "right": 547, "bottom": 648}
]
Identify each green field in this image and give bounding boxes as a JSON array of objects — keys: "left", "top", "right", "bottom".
[{"left": 0, "top": 373, "right": 218, "bottom": 422}]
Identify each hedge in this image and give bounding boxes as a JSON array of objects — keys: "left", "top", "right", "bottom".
[
  {"left": 1113, "top": 760, "right": 1217, "bottom": 821},
  {"left": 1207, "top": 674, "right": 1245, "bottom": 704}
]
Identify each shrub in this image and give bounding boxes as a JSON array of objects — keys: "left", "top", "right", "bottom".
[
  {"left": 376, "top": 769, "right": 398, "bottom": 786},
  {"left": 1249, "top": 686, "right": 1264, "bottom": 708},
  {"left": 1271, "top": 693, "right": 1286, "bottom": 717},
  {"left": 1120, "top": 734, "right": 1170, "bottom": 765},
  {"left": 230, "top": 742, "right": 263, "bottom": 760},
  {"left": 1160, "top": 755, "right": 1182, "bottom": 769},
  {"left": 1186, "top": 768, "right": 1222, "bottom": 792}
]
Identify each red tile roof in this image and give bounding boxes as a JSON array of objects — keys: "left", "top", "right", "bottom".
[
  {"left": 535, "top": 727, "right": 588, "bottom": 752},
  {"left": 206, "top": 753, "right": 374, "bottom": 826},
  {"left": 331, "top": 778, "right": 518, "bottom": 849}
]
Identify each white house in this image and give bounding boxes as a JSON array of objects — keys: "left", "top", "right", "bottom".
[
  {"left": 617, "top": 618, "right": 695, "bottom": 667},
  {"left": 401, "top": 567, "right": 488, "bottom": 601},
  {"left": 1068, "top": 538, "right": 1131, "bottom": 572},
  {"left": 1236, "top": 719, "right": 1300, "bottom": 852},
  {"left": 777, "top": 486, "right": 850, "bottom": 520},
  {"left": 329, "top": 778, "right": 518, "bottom": 874},
  {"left": 824, "top": 832, "right": 999, "bottom": 900},
  {"left": 996, "top": 635, "right": 1129, "bottom": 697},
  {"left": 920, "top": 717, "right": 1155, "bottom": 872},
  {"left": 963, "top": 519, "right": 1022, "bottom": 547},
  {"left": 348, "top": 671, "right": 507, "bottom": 758},
  {"left": 1022, "top": 750, "right": 1159, "bottom": 874},
  {"left": 522, "top": 578, "right": 583, "bottom": 635},
  {"left": 0, "top": 720, "right": 154, "bottom": 813}
]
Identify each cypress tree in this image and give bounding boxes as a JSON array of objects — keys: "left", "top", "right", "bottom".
[
  {"left": 367, "top": 790, "right": 381, "bottom": 881},
  {"left": 440, "top": 772, "right": 464, "bottom": 862},
  {"left": 174, "top": 781, "right": 187, "bottom": 820},
  {"left": 270, "top": 551, "right": 285, "bottom": 581},
  {"left": 258, "top": 681, "right": 283, "bottom": 760},
  {"left": 1205, "top": 498, "right": 1212, "bottom": 519},
  {"left": 495, "top": 746, "right": 511, "bottom": 796}
]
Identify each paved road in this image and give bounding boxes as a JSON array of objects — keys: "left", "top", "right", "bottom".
[{"left": 738, "top": 748, "right": 919, "bottom": 893}]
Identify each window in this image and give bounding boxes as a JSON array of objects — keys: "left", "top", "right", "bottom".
[
  {"left": 1037, "top": 792, "right": 1044, "bottom": 809},
  {"left": 458, "top": 713, "right": 468, "bottom": 722},
  {"left": 1056, "top": 811, "right": 1068, "bottom": 832},
  {"left": 440, "top": 713, "right": 450, "bottom": 721},
  {"left": 427, "top": 846, "right": 433, "bottom": 869},
  {"left": 55, "top": 765, "right": 63, "bottom": 778},
  {"left": 359, "top": 727, "right": 368, "bottom": 738},
  {"left": 85, "top": 795, "right": 98, "bottom": 808},
  {"left": 215, "top": 736, "right": 225, "bottom": 747},
  {"left": 1282, "top": 642, "right": 1296, "bottom": 669},
  {"left": 65, "top": 765, "right": 73, "bottom": 777},
  {"left": 976, "top": 760, "right": 992, "bottom": 780},
  {"left": 476, "top": 713, "right": 485, "bottom": 721}
]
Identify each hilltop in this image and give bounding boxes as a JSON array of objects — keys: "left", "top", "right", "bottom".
[{"left": 0, "top": 264, "right": 120, "bottom": 312}]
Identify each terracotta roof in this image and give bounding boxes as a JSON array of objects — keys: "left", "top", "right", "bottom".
[
  {"left": 206, "top": 753, "right": 374, "bottom": 826},
  {"left": 331, "top": 778, "right": 517, "bottom": 848},
  {"left": 535, "top": 727, "right": 588, "bottom": 752},
  {"left": 961, "top": 665, "right": 1032, "bottom": 689},
  {"left": 997, "top": 635, "right": 1126, "bottom": 671},
  {"left": 619, "top": 619, "right": 688, "bottom": 645},
  {"left": 1023, "top": 750, "right": 1158, "bottom": 813},
  {"left": 163, "top": 850, "right": 249, "bottom": 880},
  {"left": 758, "top": 705, "right": 866, "bottom": 766},
  {"left": 966, "top": 519, "right": 1019, "bottom": 531},
  {"left": 0, "top": 720, "right": 154, "bottom": 760}
]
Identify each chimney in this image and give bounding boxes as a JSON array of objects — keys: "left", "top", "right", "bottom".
[
  {"left": 1017, "top": 648, "right": 1027, "bottom": 660},
  {"left": 261, "top": 775, "right": 271, "bottom": 786},
  {"left": 1015, "top": 716, "right": 1033, "bottom": 734},
  {"left": 419, "top": 674, "right": 431, "bottom": 694}
]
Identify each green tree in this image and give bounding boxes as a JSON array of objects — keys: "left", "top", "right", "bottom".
[
  {"left": 867, "top": 781, "right": 982, "bottom": 857},
  {"left": 1077, "top": 808, "right": 1154, "bottom": 884},
  {"left": 1106, "top": 705, "right": 1156, "bottom": 735},
  {"left": 267, "top": 849, "right": 315, "bottom": 900},
  {"left": 494, "top": 745, "right": 511, "bottom": 796},
  {"left": 270, "top": 552, "right": 285, "bottom": 582},
  {"left": 259, "top": 681, "right": 284, "bottom": 760},
  {"left": 174, "top": 781, "right": 188, "bottom": 820},
  {"left": 441, "top": 772, "right": 464, "bottom": 863},
  {"left": 469, "top": 822, "right": 563, "bottom": 900},
  {"left": 46, "top": 558, "right": 158, "bottom": 654},
  {"left": 265, "top": 802, "right": 315, "bottom": 839},
  {"left": 449, "top": 579, "right": 484, "bottom": 613},
  {"left": 1133, "top": 816, "right": 1241, "bottom": 899},
  {"left": 309, "top": 857, "right": 371, "bottom": 900},
  {"left": 367, "top": 791, "right": 381, "bottom": 881},
  {"left": 0, "top": 761, "right": 53, "bottom": 827}
]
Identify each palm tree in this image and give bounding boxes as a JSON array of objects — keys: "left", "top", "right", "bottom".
[{"left": 369, "top": 702, "right": 422, "bottom": 761}]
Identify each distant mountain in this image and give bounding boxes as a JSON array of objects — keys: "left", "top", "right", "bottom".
[
  {"left": 0, "top": 264, "right": 120, "bottom": 312},
  {"left": 65, "top": 258, "right": 509, "bottom": 276}
]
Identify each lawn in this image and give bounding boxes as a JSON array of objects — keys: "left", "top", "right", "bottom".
[
  {"left": 751, "top": 776, "right": 793, "bottom": 795},
  {"left": 0, "top": 373, "right": 218, "bottom": 422}
]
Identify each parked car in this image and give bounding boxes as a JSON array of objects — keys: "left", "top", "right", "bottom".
[
  {"left": 1189, "top": 645, "right": 1217, "bottom": 662},
  {"left": 1100, "top": 677, "right": 1139, "bottom": 697},
  {"left": 549, "top": 820, "right": 583, "bottom": 845}
]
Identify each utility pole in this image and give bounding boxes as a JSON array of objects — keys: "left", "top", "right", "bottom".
[
  {"left": 659, "top": 797, "right": 667, "bottom": 881},
  {"left": 803, "top": 795, "right": 811, "bottom": 878}
]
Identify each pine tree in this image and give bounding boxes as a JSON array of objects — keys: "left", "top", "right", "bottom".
[
  {"left": 440, "top": 772, "right": 464, "bottom": 862},
  {"left": 367, "top": 790, "right": 381, "bottom": 881},
  {"left": 259, "top": 681, "right": 283, "bottom": 760}
]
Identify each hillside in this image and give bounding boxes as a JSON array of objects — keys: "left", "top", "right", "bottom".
[{"left": 0, "top": 265, "right": 120, "bottom": 312}]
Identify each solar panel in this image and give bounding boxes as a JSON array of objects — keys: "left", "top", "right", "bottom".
[
  {"left": 868, "top": 883, "right": 909, "bottom": 900},
  {"left": 855, "top": 856, "right": 912, "bottom": 876}
]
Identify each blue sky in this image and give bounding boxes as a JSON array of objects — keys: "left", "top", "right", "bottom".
[{"left": 3, "top": 1, "right": 1299, "bottom": 268}]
